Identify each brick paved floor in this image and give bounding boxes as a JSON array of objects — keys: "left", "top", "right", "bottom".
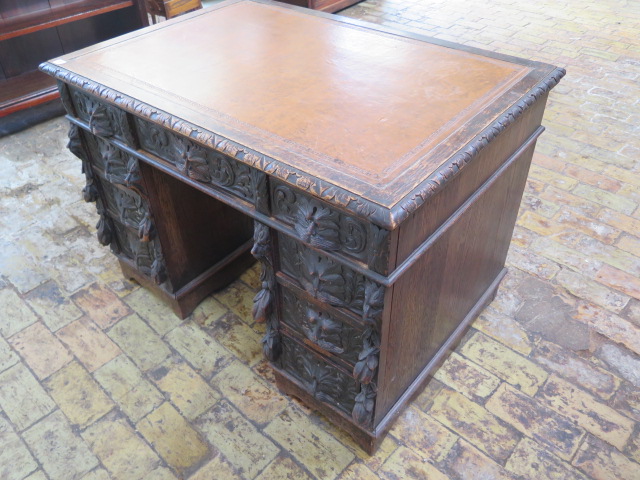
[{"left": 1, "top": 0, "right": 639, "bottom": 479}]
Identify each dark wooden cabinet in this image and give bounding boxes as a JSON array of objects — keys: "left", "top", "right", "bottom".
[
  {"left": 41, "top": 0, "right": 564, "bottom": 453},
  {"left": 0, "top": 0, "right": 148, "bottom": 119},
  {"left": 275, "top": 0, "right": 361, "bottom": 13}
]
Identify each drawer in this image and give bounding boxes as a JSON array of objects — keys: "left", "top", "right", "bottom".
[
  {"left": 277, "top": 234, "right": 366, "bottom": 316},
  {"left": 278, "top": 335, "right": 361, "bottom": 418},
  {"left": 281, "top": 288, "right": 364, "bottom": 365},
  {"left": 133, "top": 117, "right": 265, "bottom": 205},
  {"left": 84, "top": 136, "right": 142, "bottom": 190},
  {"left": 271, "top": 180, "right": 390, "bottom": 274},
  {"left": 95, "top": 177, "right": 153, "bottom": 237},
  {"left": 69, "top": 88, "right": 136, "bottom": 145},
  {"left": 108, "top": 216, "right": 166, "bottom": 285}
]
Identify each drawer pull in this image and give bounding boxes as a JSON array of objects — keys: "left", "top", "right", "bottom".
[
  {"left": 294, "top": 197, "right": 340, "bottom": 251},
  {"left": 304, "top": 308, "right": 345, "bottom": 355},
  {"left": 173, "top": 138, "right": 212, "bottom": 183}
]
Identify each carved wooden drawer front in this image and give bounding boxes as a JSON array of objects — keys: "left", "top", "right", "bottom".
[
  {"left": 69, "top": 88, "right": 136, "bottom": 145},
  {"left": 109, "top": 214, "right": 164, "bottom": 275},
  {"left": 134, "top": 117, "right": 267, "bottom": 207},
  {"left": 271, "top": 180, "right": 390, "bottom": 274},
  {"left": 279, "top": 335, "right": 361, "bottom": 417},
  {"left": 68, "top": 124, "right": 166, "bottom": 285},
  {"left": 280, "top": 288, "right": 364, "bottom": 365},
  {"left": 277, "top": 234, "right": 366, "bottom": 316},
  {"left": 94, "top": 177, "right": 153, "bottom": 238},
  {"left": 84, "top": 136, "right": 144, "bottom": 191}
]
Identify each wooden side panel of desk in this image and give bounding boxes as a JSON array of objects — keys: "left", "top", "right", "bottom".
[{"left": 374, "top": 95, "right": 549, "bottom": 423}]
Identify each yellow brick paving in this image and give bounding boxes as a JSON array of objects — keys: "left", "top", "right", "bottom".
[{"left": 1, "top": 0, "right": 639, "bottom": 478}]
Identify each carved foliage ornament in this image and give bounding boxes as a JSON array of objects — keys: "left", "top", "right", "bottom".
[
  {"left": 68, "top": 123, "right": 163, "bottom": 284},
  {"left": 281, "top": 238, "right": 365, "bottom": 314},
  {"left": 46, "top": 68, "right": 384, "bottom": 225},
  {"left": 273, "top": 184, "right": 370, "bottom": 262},
  {"left": 304, "top": 307, "right": 345, "bottom": 355},
  {"left": 294, "top": 196, "right": 340, "bottom": 250},
  {"left": 111, "top": 220, "right": 166, "bottom": 285},
  {"left": 96, "top": 209, "right": 114, "bottom": 247},
  {"left": 352, "top": 383, "right": 376, "bottom": 427},
  {"left": 71, "top": 89, "right": 136, "bottom": 145},
  {"left": 44, "top": 65, "right": 564, "bottom": 229},
  {"left": 68, "top": 124, "right": 99, "bottom": 203},
  {"left": 282, "top": 339, "right": 358, "bottom": 415},
  {"left": 300, "top": 350, "right": 346, "bottom": 405},
  {"left": 351, "top": 280, "right": 384, "bottom": 427},
  {"left": 89, "top": 104, "right": 114, "bottom": 138},
  {"left": 136, "top": 118, "right": 259, "bottom": 204},
  {"left": 251, "top": 222, "right": 281, "bottom": 362},
  {"left": 281, "top": 290, "right": 363, "bottom": 363},
  {"left": 353, "top": 280, "right": 384, "bottom": 385}
]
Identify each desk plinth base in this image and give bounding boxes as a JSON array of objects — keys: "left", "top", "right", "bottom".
[
  {"left": 119, "top": 242, "right": 255, "bottom": 319},
  {"left": 272, "top": 267, "right": 506, "bottom": 454}
]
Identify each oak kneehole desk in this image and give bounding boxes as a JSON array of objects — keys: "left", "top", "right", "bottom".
[{"left": 41, "top": 0, "right": 564, "bottom": 453}]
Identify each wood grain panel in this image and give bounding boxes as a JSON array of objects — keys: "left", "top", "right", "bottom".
[
  {"left": 139, "top": 161, "right": 254, "bottom": 289},
  {"left": 375, "top": 101, "right": 548, "bottom": 420},
  {"left": 0, "top": 29, "right": 63, "bottom": 78}
]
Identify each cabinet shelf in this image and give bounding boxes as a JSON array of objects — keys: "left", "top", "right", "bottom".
[
  {"left": 0, "top": 71, "right": 58, "bottom": 117},
  {"left": 0, "top": 0, "right": 147, "bottom": 122},
  {"left": 0, "top": 0, "right": 134, "bottom": 41}
]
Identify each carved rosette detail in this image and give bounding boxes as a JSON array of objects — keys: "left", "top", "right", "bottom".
[
  {"left": 341, "top": 217, "right": 367, "bottom": 254},
  {"left": 251, "top": 222, "right": 281, "bottom": 362},
  {"left": 273, "top": 184, "right": 297, "bottom": 219}
]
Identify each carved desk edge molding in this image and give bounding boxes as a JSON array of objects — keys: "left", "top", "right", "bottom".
[
  {"left": 39, "top": 63, "right": 565, "bottom": 231},
  {"left": 390, "top": 66, "right": 566, "bottom": 227}
]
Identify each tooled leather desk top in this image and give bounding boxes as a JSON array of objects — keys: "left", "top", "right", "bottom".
[{"left": 41, "top": 0, "right": 564, "bottom": 228}]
